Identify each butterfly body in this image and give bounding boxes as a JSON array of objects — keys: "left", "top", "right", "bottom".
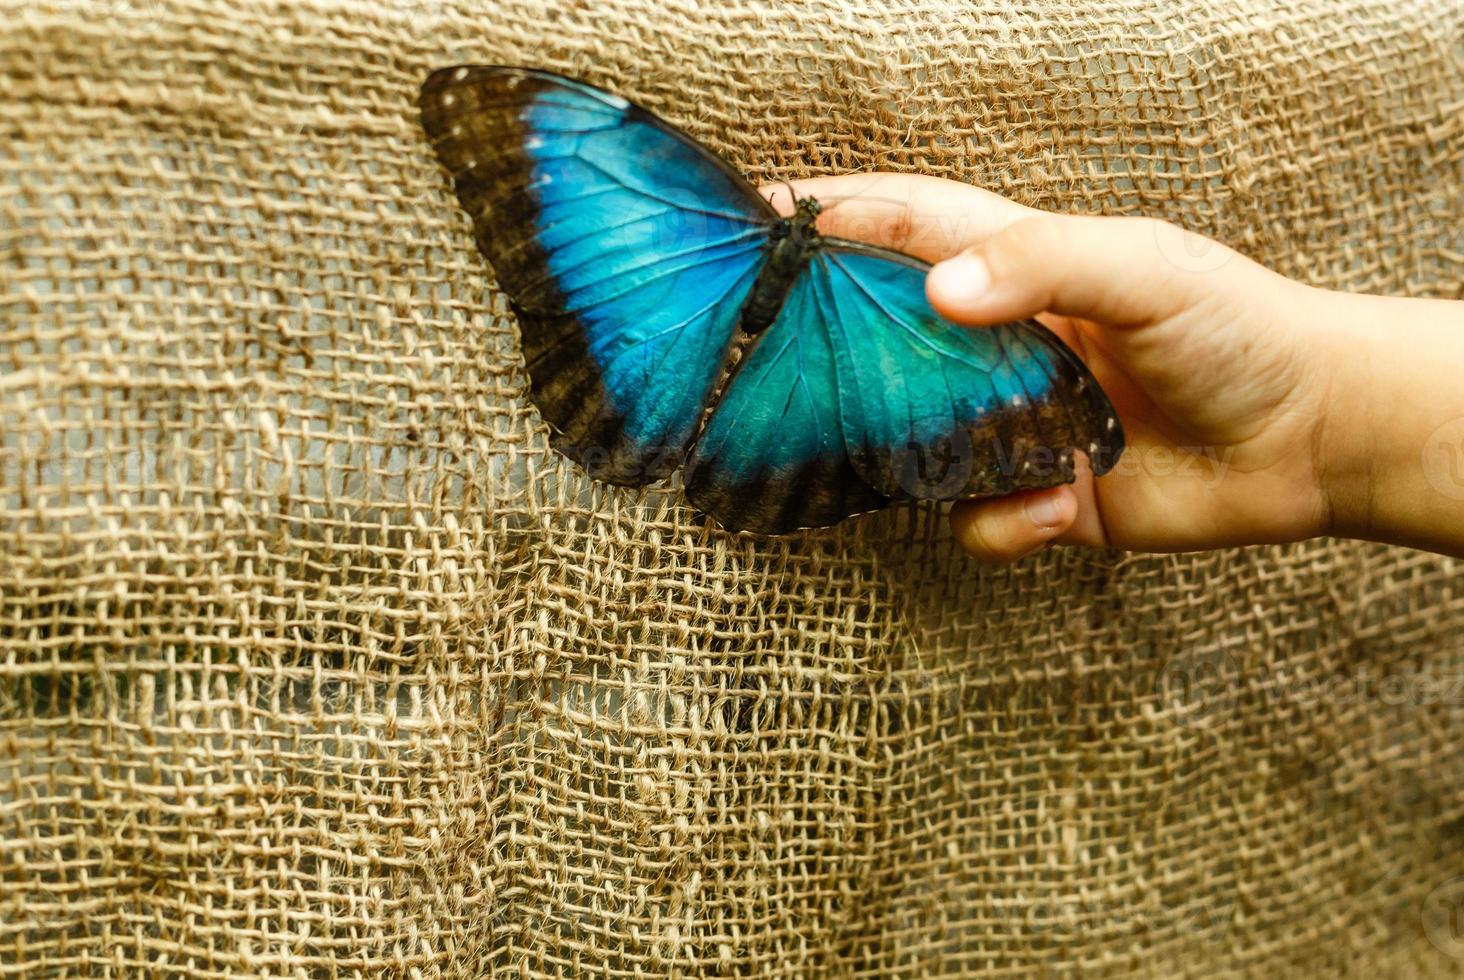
[
  {"left": 741, "top": 199, "right": 824, "bottom": 334},
  {"left": 420, "top": 65, "right": 1126, "bottom": 534}
]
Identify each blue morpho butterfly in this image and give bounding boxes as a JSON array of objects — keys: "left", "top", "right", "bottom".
[{"left": 419, "top": 66, "right": 1125, "bottom": 534}]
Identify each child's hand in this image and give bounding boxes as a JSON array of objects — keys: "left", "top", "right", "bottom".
[{"left": 767, "top": 173, "right": 1464, "bottom": 561}]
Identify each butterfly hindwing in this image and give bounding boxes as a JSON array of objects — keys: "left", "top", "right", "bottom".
[
  {"left": 682, "top": 271, "right": 890, "bottom": 534},
  {"left": 684, "top": 242, "right": 1124, "bottom": 534},
  {"left": 821, "top": 242, "right": 1124, "bottom": 501},
  {"left": 419, "top": 66, "right": 776, "bottom": 484}
]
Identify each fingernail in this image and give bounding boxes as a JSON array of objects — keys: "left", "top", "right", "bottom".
[
  {"left": 928, "top": 253, "right": 990, "bottom": 303},
  {"left": 1024, "top": 494, "right": 1064, "bottom": 529}
]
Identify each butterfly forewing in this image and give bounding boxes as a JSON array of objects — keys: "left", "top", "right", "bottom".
[{"left": 419, "top": 66, "right": 775, "bottom": 485}]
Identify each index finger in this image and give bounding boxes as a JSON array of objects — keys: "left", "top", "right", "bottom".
[{"left": 759, "top": 173, "right": 1040, "bottom": 264}]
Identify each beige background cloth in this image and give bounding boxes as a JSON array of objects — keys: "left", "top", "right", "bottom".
[{"left": 2, "top": 0, "right": 1463, "bottom": 975}]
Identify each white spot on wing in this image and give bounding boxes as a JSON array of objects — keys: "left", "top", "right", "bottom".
[
  {"left": 1106, "top": 417, "right": 1116, "bottom": 432},
  {"left": 452, "top": 67, "right": 470, "bottom": 82},
  {"left": 440, "top": 92, "right": 456, "bottom": 108},
  {"left": 1010, "top": 394, "right": 1024, "bottom": 408}
]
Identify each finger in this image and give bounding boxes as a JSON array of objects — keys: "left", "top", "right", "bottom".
[
  {"left": 759, "top": 173, "right": 1039, "bottom": 264},
  {"left": 949, "top": 486, "right": 1078, "bottom": 564},
  {"left": 926, "top": 213, "right": 1267, "bottom": 329}
]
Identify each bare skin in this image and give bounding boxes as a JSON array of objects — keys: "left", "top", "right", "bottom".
[{"left": 763, "top": 173, "right": 1464, "bottom": 563}]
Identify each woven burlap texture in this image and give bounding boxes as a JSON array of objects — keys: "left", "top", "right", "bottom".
[{"left": 3, "top": 0, "right": 1463, "bottom": 976}]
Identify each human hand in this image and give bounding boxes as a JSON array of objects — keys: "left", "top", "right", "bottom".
[{"left": 765, "top": 173, "right": 1464, "bottom": 561}]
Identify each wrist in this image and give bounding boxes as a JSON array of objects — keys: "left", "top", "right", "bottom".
[
  {"left": 1313, "top": 288, "right": 1464, "bottom": 552},
  {"left": 1311, "top": 289, "right": 1379, "bottom": 540}
]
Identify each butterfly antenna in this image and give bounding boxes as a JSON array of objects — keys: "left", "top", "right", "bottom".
[{"left": 780, "top": 178, "right": 799, "bottom": 213}]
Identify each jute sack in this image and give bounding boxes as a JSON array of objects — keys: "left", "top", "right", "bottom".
[{"left": 2, "top": 0, "right": 1463, "bottom": 975}]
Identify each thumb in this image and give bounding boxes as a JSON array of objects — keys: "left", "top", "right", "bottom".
[{"left": 925, "top": 213, "right": 1256, "bottom": 329}]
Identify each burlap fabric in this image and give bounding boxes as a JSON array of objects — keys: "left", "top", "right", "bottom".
[{"left": 3, "top": 0, "right": 1463, "bottom": 975}]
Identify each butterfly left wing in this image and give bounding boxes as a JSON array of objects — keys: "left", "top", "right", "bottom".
[
  {"left": 419, "top": 66, "right": 775, "bottom": 484},
  {"left": 684, "top": 242, "right": 1125, "bottom": 534}
]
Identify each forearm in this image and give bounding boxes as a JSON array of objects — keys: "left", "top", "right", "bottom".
[{"left": 1318, "top": 288, "right": 1464, "bottom": 556}]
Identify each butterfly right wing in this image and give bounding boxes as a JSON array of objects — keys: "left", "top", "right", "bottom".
[
  {"left": 420, "top": 65, "right": 776, "bottom": 484},
  {"left": 683, "top": 242, "right": 1125, "bottom": 535},
  {"left": 816, "top": 242, "right": 1125, "bottom": 500}
]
